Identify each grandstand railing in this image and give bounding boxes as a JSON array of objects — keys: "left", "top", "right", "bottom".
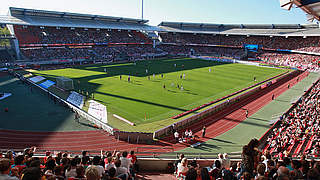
[
  {"left": 113, "top": 130, "right": 153, "bottom": 144},
  {"left": 2, "top": 146, "right": 320, "bottom": 160},
  {"left": 0, "top": 147, "right": 240, "bottom": 159},
  {"left": 136, "top": 147, "right": 174, "bottom": 153}
]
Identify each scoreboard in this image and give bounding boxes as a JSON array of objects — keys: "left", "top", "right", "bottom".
[{"left": 244, "top": 44, "right": 259, "bottom": 52}]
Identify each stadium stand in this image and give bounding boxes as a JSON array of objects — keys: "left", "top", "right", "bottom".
[
  {"left": 2, "top": 7, "right": 320, "bottom": 180},
  {"left": 159, "top": 32, "right": 320, "bottom": 53},
  {"left": 158, "top": 32, "right": 320, "bottom": 71},
  {"left": 258, "top": 52, "right": 320, "bottom": 72},
  {"left": 13, "top": 24, "right": 158, "bottom": 61},
  {"left": 1, "top": 8, "right": 319, "bottom": 71},
  {"left": 20, "top": 45, "right": 163, "bottom": 61},
  {"left": 263, "top": 79, "right": 320, "bottom": 158},
  {"left": 13, "top": 25, "right": 41, "bottom": 44},
  {"left": 14, "top": 25, "right": 150, "bottom": 44}
]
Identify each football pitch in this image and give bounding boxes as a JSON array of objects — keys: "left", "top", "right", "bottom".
[{"left": 31, "top": 58, "right": 286, "bottom": 132}]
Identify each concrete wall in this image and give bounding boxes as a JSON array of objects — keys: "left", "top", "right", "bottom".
[
  {"left": 137, "top": 158, "right": 216, "bottom": 172},
  {"left": 137, "top": 158, "right": 241, "bottom": 172}
]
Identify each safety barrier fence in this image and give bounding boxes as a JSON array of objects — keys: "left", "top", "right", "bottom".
[
  {"left": 113, "top": 131, "right": 153, "bottom": 144},
  {"left": 2, "top": 146, "right": 320, "bottom": 160}
]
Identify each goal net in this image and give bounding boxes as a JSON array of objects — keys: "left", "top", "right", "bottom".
[{"left": 56, "top": 77, "right": 74, "bottom": 90}]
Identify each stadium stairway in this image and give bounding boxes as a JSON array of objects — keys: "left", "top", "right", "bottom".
[
  {"left": 132, "top": 31, "right": 152, "bottom": 43},
  {"left": 292, "top": 138, "right": 307, "bottom": 157},
  {"left": 303, "top": 135, "right": 315, "bottom": 154}
]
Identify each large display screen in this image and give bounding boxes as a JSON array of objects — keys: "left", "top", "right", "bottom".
[{"left": 244, "top": 44, "right": 259, "bottom": 52}]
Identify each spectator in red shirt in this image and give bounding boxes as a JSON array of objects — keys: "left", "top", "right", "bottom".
[
  {"left": 11, "top": 155, "right": 26, "bottom": 177},
  {"left": 127, "top": 150, "right": 139, "bottom": 173}
]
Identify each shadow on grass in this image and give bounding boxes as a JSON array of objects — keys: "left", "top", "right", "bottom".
[
  {"left": 223, "top": 117, "right": 270, "bottom": 128},
  {"left": 196, "top": 143, "right": 221, "bottom": 151},
  {"left": 74, "top": 58, "right": 227, "bottom": 78},
  {"left": 274, "top": 99, "right": 291, "bottom": 103},
  {"left": 210, "top": 138, "right": 235, "bottom": 144},
  {"left": 96, "top": 91, "right": 189, "bottom": 112},
  {"left": 248, "top": 117, "right": 269, "bottom": 122}
]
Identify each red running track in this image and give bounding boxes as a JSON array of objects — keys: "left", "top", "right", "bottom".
[
  {"left": 0, "top": 71, "right": 309, "bottom": 153},
  {"left": 159, "top": 71, "right": 308, "bottom": 149}
]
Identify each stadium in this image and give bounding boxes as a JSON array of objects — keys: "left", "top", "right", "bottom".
[{"left": 0, "top": 0, "right": 320, "bottom": 179}]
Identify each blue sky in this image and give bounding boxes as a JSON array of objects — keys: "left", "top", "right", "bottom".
[{"left": 0, "top": 0, "right": 309, "bottom": 25}]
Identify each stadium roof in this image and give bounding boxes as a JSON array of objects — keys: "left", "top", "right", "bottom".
[
  {"left": 158, "top": 21, "right": 320, "bottom": 36},
  {"left": 9, "top": 7, "right": 148, "bottom": 24},
  {"left": 280, "top": 0, "right": 320, "bottom": 22},
  {"left": 0, "top": 7, "right": 160, "bottom": 31}
]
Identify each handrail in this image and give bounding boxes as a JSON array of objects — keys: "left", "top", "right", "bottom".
[{"left": 2, "top": 146, "right": 320, "bottom": 160}]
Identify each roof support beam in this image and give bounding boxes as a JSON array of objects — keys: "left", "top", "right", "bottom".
[{"left": 292, "top": 0, "right": 320, "bottom": 21}]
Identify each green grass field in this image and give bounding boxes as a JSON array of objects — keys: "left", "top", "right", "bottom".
[{"left": 30, "top": 58, "right": 286, "bottom": 132}]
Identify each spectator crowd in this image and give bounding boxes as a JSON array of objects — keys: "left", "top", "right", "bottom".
[
  {"left": 9, "top": 25, "right": 320, "bottom": 71},
  {"left": 2, "top": 137, "right": 320, "bottom": 180},
  {"left": 264, "top": 79, "right": 320, "bottom": 159},
  {"left": 175, "top": 138, "right": 320, "bottom": 180},
  {"left": 159, "top": 32, "right": 320, "bottom": 53},
  {"left": 258, "top": 52, "right": 319, "bottom": 72},
  {"left": 0, "top": 148, "right": 138, "bottom": 180},
  {"left": 14, "top": 26, "right": 149, "bottom": 45},
  {"left": 21, "top": 45, "right": 163, "bottom": 61}
]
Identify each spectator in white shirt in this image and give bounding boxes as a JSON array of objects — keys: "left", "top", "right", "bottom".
[
  {"left": 88, "top": 156, "right": 104, "bottom": 178},
  {"left": 65, "top": 159, "right": 78, "bottom": 179},
  {"left": 114, "top": 160, "right": 128, "bottom": 179},
  {"left": 185, "top": 130, "right": 189, "bottom": 138},
  {"left": 174, "top": 131, "right": 179, "bottom": 142},
  {"left": 120, "top": 151, "right": 131, "bottom": 173},
  {"left": 223, "top": 153, "right": 231, "bottom": 170},
  {"left": 177, "top": 158, "right": 189, "bottom": 177},
  {"left": 189, "top": 130, "right": 193, "bottom": 138}
]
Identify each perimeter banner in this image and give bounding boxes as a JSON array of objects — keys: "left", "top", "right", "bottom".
[
  {"left": 88, "top": 100, "right": 108, "bottom": 124},
  {"left": 39, "top": 80, "right": 55, "bottom": 89},
  {"left": 29, "top": 76, "right": 45, "bottom": 83}
]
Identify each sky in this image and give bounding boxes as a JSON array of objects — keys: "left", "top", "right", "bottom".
[{"left": 0, "top": 0, "right": 310, "bottom": 25}]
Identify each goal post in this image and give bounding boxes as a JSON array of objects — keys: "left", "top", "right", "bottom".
[{"left": 56, "top": 77, "right": 74, "bottom": 90}]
